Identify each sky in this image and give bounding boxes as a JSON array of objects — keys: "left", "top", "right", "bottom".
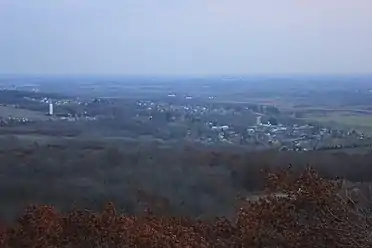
[{"left": 1, "top": 0, "right": 372, "bottom": 76}]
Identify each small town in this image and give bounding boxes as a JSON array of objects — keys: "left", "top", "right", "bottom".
[{"left": 0, "top": 89, "right": 371, "bottom": 152}]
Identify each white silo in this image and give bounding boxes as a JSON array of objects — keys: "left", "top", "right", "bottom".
[
  {"left": 256, "top": 116, "right": 262, "bottom": 126},
  {"left": 49, "top": 100, "right": 54, "bottom": 116}
]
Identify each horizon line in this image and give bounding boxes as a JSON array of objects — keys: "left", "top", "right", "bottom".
[{"left": 1, "top": 73, "right": 372, "bottom": 78}]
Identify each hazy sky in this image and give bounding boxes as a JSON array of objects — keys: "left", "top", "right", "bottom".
[{"left": 1, "top": 0, "right": 372, "bottom": 75}]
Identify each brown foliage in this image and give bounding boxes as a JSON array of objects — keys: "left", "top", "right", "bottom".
[{"left": 0, "top": 167, "right": 371, "bottom": 248}]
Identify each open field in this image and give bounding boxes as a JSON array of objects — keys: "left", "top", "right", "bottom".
[
  {"left": 291, "top": 106, "right": 372, "bottom": 114},
  {"left": 0, "top": 106, "right": 49, "bottom": 120},
  {"left": 213, "top": 97, "right": 296, "bottom": 109},
  {"left": 298, "top": 110, "right": 372, "bottom": 134}
]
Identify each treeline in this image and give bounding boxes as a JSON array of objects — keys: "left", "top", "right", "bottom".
[
  {"left": 1, "top": 139, "right": 372, "bottom": 223},
  {"left": 0, "top": 167, "right": 371, "bottom": 247}
]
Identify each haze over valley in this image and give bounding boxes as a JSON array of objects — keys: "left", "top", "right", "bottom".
[{"left": 1, "top": 1, "right": 372, "bottom": 247}]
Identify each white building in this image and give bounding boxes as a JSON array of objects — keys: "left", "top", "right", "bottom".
[{"left": 211, "top": 125, "right": 229, "bottom": 131}]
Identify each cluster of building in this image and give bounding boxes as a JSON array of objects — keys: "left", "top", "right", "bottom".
[
  {"left": 27, "top": 97, "right": 97, "bottom": 122},
  {"left": 134, "top": 98, "right": 369, "bottom": 152},
  {"left": 199, "top": 120, "right": 368, "bottom": 151},
  {"left": 35, "top": 97, "right": 82, "bottom": 107},
  {"left": 135, "top": 99, "right": 243, "bottom": 120}
]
